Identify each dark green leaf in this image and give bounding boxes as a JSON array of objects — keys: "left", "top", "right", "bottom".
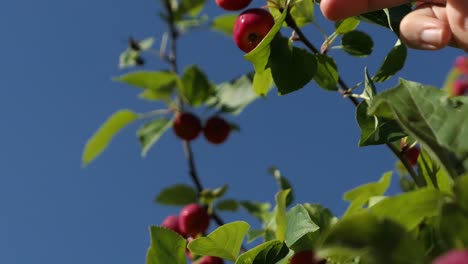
[
  {"left": 211, "top": 14, "right": 236, "bottom": 36},
  {"left": 137, "top": 118, "right": 172, "bottom": 157},
  {"left": 269, "top": 166, "right": 294, "bottom": 207},
  {"left": 341, "top": 31, "right": 373, "bottom": 57},
  {"left": 269, "top": 36, "right": 316, "bottom": 95},
  {"left": 180, "top": 65, "right": 215, "bottom": 107},
  {"left": 188, "top": 221, "right": 250, "bottom": 261},
  {"left": 240, "top": 201, "right": 272, "bottom": 223},
  {"left": 373, "top": 40, "right": 407, "bottom": 82},
  {"left": 216, "top": 199, "right": 239, "bottom": 212},
  {"left": 358, "top": 4, "right": 412, "bottom": 36},
  {"left": 146, "top": 226, "right": 186, "bottom": 264},
  {"left": 235, "top": 240, "right": 289, "bottom": 264},
  {"left": 303, "top": 203, "right": 336, "bottom": 233},
  {"left": 155, "top": 184, "right": 197, "bottom": 206},
  {"left": 323, "top": 212, "right": 427, "bottom": 264},
  {"left": 82, "top": 109, "right": 139, "bottom": 166},
  {"left": 313, "top": 54, "right": 338, "bottom": 91},
  {"left": 439, "top": 202, "right": 468, "bottom": 249},
  {"left": 368, "top": 79, "right": 468, "bottom": 178}
]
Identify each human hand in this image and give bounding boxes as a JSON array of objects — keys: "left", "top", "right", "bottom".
[{"left": 320, "top": 0, "right": 468, "bottom": 51}]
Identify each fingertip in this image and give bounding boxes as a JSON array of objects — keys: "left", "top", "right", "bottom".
[{"left": 320, "top": 0, "right": 344, "bottom": 21}]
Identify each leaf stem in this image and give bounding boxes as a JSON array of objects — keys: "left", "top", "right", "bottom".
[{"left": 285, "top": 12, "right": 422, "bottom": 187}]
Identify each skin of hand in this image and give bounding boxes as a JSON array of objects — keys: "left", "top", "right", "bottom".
[{"left": 320, "top": 0, "right": 468, "bottom": 51}]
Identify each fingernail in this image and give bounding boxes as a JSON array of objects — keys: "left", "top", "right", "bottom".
[{"left": 420, "top": 29, "right": 442, "bottom": 47}]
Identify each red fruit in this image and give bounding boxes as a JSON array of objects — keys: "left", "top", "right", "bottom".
[
  {"left": 432, "top": 249, "right": 468, "bottom": 264},
  {"left": 455, "top": 56, "right": 468, "bottom": 75},
  {"left": 179, "top": 204, "right": 210, "bottom": 237},
  {"left": 290, "top": 250, "right": 326, "bottom": 264},
  {"left": 404, "top": 146, "right": 420, "bottom": 166},
  {"left": 452, "top": 79, "right": 468, "bottom": 96},
  {"left": 233, "top": 8, "right": 275, "bottom": 53},
  {"left": 203, "top": 116, "right": 231, "bottom": 144},
  {"left": 161, "top": 215, "right": 184, "bottom": 236},
  {"left": 197, "top": 256, "right": 225, "bottom": 264},
  {"left": 173, "top": 112, "right": 202, "bottom": 141},
  {"left": 215, "top": 0, "right": 252, "bottom": 11}
]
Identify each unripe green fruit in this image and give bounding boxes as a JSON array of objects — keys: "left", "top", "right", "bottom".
[
  {"left": 173, "top": 112, "right": 202, "bottom": 141},
  {"left": 233, "top": 8, "right": 274, "bottom": 53},
  {"left": 179, "top": 203, "right": 210, "bottom": 237}
]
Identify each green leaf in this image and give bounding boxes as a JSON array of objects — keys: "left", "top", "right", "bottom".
[
  {"left": 137, "top": 118, "right": 172, "bottom": 157},
  {"left": 344, "top": 172, "right": 392, "bottom": 202},
  {"left": 207, "top": 73, "right": 260, "bottom": 115},
  {"left": 369, "top": 188, "right": 445, "bottom": 230},
  {"left": 216, "top": 199, "right": 239, "bottom": 212},
  {"left": 113, "top": 71, "right": 178, "bottom": 92},
  {"left": 235, "top": 240, "right": 289, "bottom": 264},
  {"left": 82, "top": 109, "right": 139, "bottom": 166},
  {"left": 322, "top": 212, "right": 427, "bottom": 264},
  {"left": 453, "top": 174, "right": 468, "bottom": 212},
  {"left": 285, "top": 205, "right": 319, "bottom": 247},
  {"left": 358, "top": 4, "right": 412, "bottom": 36},
  {"left": 245, "top": 8, "right": 288, "bottom": 73},
  {"left": 146, "top": 226, "right": 187, "bottom": 264},
  {"left": 180, "top": 65, "right": 215, "bottom": 107},
  {"left": 290, "top": 0, "right": 314, "bottom": 27},
  {"left": 303, "top": 203, "right": 336, "bottom": 233},
  {"left": 275, "top": 189, "right": 290, "bottom": 241},
  {"left": 269, "top": 166, "right": 294, "bottom": 207},
  {"left": 439, "top": 202, "right": 468, "bottom": 249},
  {"left": 253, "top": 68, "right": 274, "bottom": 96},
  {"left": 240, "top": 201, "right": 272, "bottom": 223},
  {"left": 177, "top": 0, "right": 205, "bottom": 17},
  {"left": 313, "top": 54, "right": 338, "bottom": 91},
  {"left": 247, "top": 229, "right": 266, "bottom": 243},
  {"left": 155, "top": 184, "right": 197, "bottom": 206},
  {"left": 356, "top": 101, "right": 406, "bottom": 146},
  {"left": 335, "top": 17, "right": 360, "bottom": 34},
  {"left": 188, "top": 221, "right": 250, "bottom": 261},
  {"left": 138, "top": 37, "right": 155, "bottom": 50},
  {"left": 119, "top": 49, "right": 140, "bottom": 69},
  {"left": 269, "top": 36, "right": 316, "bottom": 95},
  {"left": 200, "top": 185, "right": 228, "bottom": 206},
  {"left": 368, "top": 79, "right": 468, "bottom": 178},
  {"left": 341, "top": 30, "right": 373, "bottom": 57},
  {"left": 373, "top": 40, "right": 407, "bottom": 82},
  {"left": 211, "top": 14, "right": 236, "bottom": 36}
]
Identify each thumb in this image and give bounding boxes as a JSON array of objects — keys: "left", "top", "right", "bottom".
[{"left": 446, "top": 0, "right": 468, "bottom": 51}]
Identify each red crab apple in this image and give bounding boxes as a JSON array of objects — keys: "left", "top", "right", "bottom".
[
  {"left": 161, "top": 215, "right": 185, "bottom": 236},
  {"left": 432, "top": 249, "right": 468, "bottom": 264},
  {"left": 173, "top": 112, "right": 202, "bottom": 141},
  {"left": 290, "top": 250, "right": 326, "bottom": 264},
  {"left": 179, "top": 203, "right": 210, "bottom": 237},
  {"left": 215, "top": 0, "right": 252, "bottom": 11},
  {"left": 400, "top": 139, "right": 420, "bottom": 166},
  {"left": 455, "top": 56, "right": 468, "bottom": 75},
  {"left": 233, "top": 8, "right": 275, "bottom": 53},
  {"left": 197, "top": 256, "right": 225, "bottom": 264},
  {"left": 203, "top": 116, "right": 231, "bottom": 144},
  {"left": 452, "top": 79, "right": 468, "bottom": 96}
]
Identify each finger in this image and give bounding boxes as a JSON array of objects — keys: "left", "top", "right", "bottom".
[
  {"left": 446, "top": 0, "right": 468, "bottom": 51},
  {"left": 320, "top": 0, "right": 447, "bottom": 21},
  {"left": 399, "top": 5, "right": 452, "bottom": 50},
  {"left": 321, "top": 0, "right": 409, "bottom": 21}
]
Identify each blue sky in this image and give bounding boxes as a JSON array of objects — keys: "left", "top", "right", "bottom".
[{"left": 0, "top": 0, "right": 464, "bottom": 263}]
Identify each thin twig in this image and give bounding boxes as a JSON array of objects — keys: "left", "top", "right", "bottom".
[{"left": 285, "top": 12, "right": 422, "bottom": 186}]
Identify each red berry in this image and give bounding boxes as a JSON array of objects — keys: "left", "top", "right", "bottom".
[
  {"left": 405, "top": 146, "right": 420, "bottom": 166},
  {"left": 452, "top": 79, "right": 468, "bottom": 96},
  {"left": 290, "top": 250, "right": 325, "bottom": 264},
  {"left": 432, "top": 249, "right": 468, "bottom": 264},
  {"left": 173, "top": 112, "right": 202, "bottom": 141},
  {"left": 203, "top": 116, "right": 231, "bottom": 144},
  {"left": 215, "top": 0, "right": 252, "bottom": 11},
  {"left": 161, "top": 215, "right": 184, "bottom": 236},
  {"left": 179, "top": 204, "right": 210, "bottom": 237},
  {"left": 233, "top": 8, "right": 275, "bottom": 53},
  {"left": 197, "top": 256, "right": 225, "bottom": 264}
]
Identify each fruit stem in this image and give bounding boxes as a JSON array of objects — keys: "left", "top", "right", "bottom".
[{"left": 284, "top": 10, "right": 422, "bottom": 187}]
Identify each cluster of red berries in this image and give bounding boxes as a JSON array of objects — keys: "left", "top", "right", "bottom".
[
  {"left": 453, "top": 56, "right": 468, "bottom": 96},
  {"left": 289, "top": 250, "right": 327, "bottom": 264},
  {"left": 216, "top": 0, "right": 275, "bottom": 53},
  {"left": 173, "top": 112, "right": 231, "bottom": 144},
  {"left": 161, "top": 203, "right": 224, "bottom": 263},
  {"left": 400, "top": 138, "right": 420, "bottom": 167}
]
